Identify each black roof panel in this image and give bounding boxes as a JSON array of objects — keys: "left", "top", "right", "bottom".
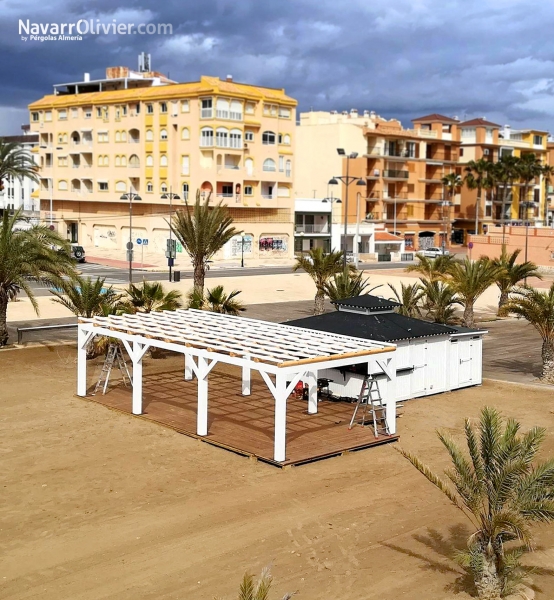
[{"left": 332, "top": 294, "right": 401, "bottom": 312}]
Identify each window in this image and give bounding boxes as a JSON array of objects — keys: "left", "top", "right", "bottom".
[
  {"left": 115, "top": 156, "right": 121, "bottom": 166},
  {"left": 146, "top": 129, "right": 154, "bottom": 142},
  {"left": 160, "top": 129, "right": 168, "bottom": 140},
  {"left": 115, "top": 181, "right": 126, "bottom": 192},
  {"left": 97, "top": 132, "right": 108, "bottom": 143},
  {"left": 245, "top": 158, "right": 254, "bottom": 176},
  {"left": 181, "top": 100, "right": 190, "bottom": 113},
  {"left": 71, "top": 107, "right": 78, "bottom": 118},
  {"left": 146, "top": 104, "right": 154, "bottom": 114},
  {"left": 262, "top": 131, "right": 276, "bottom": 145},
  {"left": 115, "top": 131, "right": 121, "bottom": 142},
  {"left": 264, "top": 104, "right": 277, "bottom": 116},
  {"left": 286, "top": 160, "right": 291, "bottom": 177},
  {"left": 31, "top": 112, "right": 39, "bottom": 122},
  {"left": 57, "top": 133, "right": 65, "bottom": 144},
  {"left": 245, "top": 103, "right": 255, "bottom": 115},
  {"left": 201, "top": 98, "right": 213, "bottom": 118},
  {"left": 278, "top": 107, "right": 291, "bottom": 119},
  {"left": 160, "top": 155, "right": 168, "bottom": 167},
  {"left": 244, "top": 185, "right": 253, "bottom": 196},
  {"left": 181, "top": 155, "right": 190, "bottom": 176},
  {"left": 161, "top": 182, "right": 168, "bottom": 193},
  {"left": 98, "top": 182, "right": 109, "bottom": 191},
  {"left": 58, "top": 180, "right": 68, "bottom": 191},
  {"left": 171, "top": 101, "right": 178, "bottom": 116},
  {"left": 229, "top": 129, "right": 242, "bottom": 148},
  {"left": 216, "top": 98, "right": 230, "bottom": 119},
  {"left": 230, "top": 100, "right": 242, "bottom": 120},
  {"left": 278, "top": 133, "right": 283, "bottom": 144},
  {"left": 120, "top": 155, "right": 127, "bottom": 166},
  {"left": 534, "top": 135, "right": 544, "bottom": 146},
  {"left": 245, "top": 131, "right": 254, "bottom": 142},
  {"left": 216, "top": 128, "right": 228, "bottom": 147},
  {"left": 263, "top": 158, "right": 276, "bottom": 172},
  {"left": 160, "top": 102, "right": 167, "bottom": 113},
  {"left": 182, "top": 182, "right": 189, "bottom": 200},
  {"left": 145, "top": 155, "right": 154, "bottom": 167},
  {"left": 181, "top": 127, "right": 190, "bottom": 140},
  {"left": 96, "top": 107, "right": 102, "bottom": 118},
  {"left": 407, "top": 205, "right": 414, "bottom": 217},
  {"left": 283, "top": 134, "right": 291, "bottom": 145},
  {"left": 279, "top": 156, "right": 284, "bottom": 172},
  {"left": 129, "top": 154, "right": 140, "bottom": 168},
  {"left": 45, "top": 110, "right": 52, "bottom": 122},
  {"left": 58, "top": 156, "right": 67, "bottom": 167},
  {"left": 278, "top": 185, "right": 290, "bottom": 197},
  {"left": 122, "top": 105, "right": 127, "bottom": 116},
  {"left": 459, "top": 148, "right": 464, "bottom": 157},
  {"left": 115, "top": 107, "right": 120, "bottom": 120},
  {"left": 121, "top": 131, "right": 127, "bottom": 142},
  {"left": 146, "top": 181, "right": 153, "bottom": 193},
  {"left": 200, "top": 127, "right": 214, "bottom": 147}
]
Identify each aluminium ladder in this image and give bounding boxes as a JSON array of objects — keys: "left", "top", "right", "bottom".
[
  {"left": 93, "top": 343, "right": 132, "bottom": 396},
  {"left": 348, "top": 375, "right": 390, "bottom": 438}
]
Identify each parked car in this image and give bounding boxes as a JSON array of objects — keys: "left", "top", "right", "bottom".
[
  {"left": 58, "top": 244, "right": 86, "bottom": 263},
  {"left": 417, "top": 247, "right": 449, "bottom": 258}
]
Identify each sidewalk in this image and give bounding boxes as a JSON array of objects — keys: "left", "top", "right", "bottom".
[{"left": 86, "top": 256, "right": 157, "bottom": 269}]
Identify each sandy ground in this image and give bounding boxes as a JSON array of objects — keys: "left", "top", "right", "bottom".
[
  {"left": 3, "top": 346, "right": 554, "bottom": 600},
  {"left": 7, "top": 269, "right": 505, "bottom": 323}
]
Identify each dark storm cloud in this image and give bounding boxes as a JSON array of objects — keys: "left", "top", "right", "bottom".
[{"left": 2, "top": 0, "right": 554, "bottom": 133}]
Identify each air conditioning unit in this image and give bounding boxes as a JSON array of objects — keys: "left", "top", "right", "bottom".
[
  {"left": 373, "top": 169, "right": 380, "bottom": 176},
  {"left": 244, "top": 142, "right": 249, "bottom": 149}
]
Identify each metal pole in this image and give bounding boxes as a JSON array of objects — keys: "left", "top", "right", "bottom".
[
  {"left": 355, "top": 192, "right": 360, "bottom": 268},
  {"left": 524, "top": 203, "right": 529, "bottom": 284},
  {"left": 241, "top": 237, "right": 245, "bottom": 268},
  {"left": 49, "top": 179, "right": 53, "bottom": 227},
  {"left": 169, "top": 187, "right": 173, "bottom": 283},
  {"left": 129, "top": 196, "right": 133, "bottom": 285},
  {"left": 343, "top": 157, "right": 349, "bottom": 271}
]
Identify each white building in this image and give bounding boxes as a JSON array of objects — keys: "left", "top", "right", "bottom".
[
  {"left": 0, "top": 128, "right": 39, "bottom": 222},
  {"left": 287, "top": 294, "right": 486, "bottom": 402}
]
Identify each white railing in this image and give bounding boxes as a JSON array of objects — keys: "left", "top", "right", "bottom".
[
  {"left": 230, "top": 112, "right": 242, "bottom": 120},
  {"left": 216, "top": 110, "right": 229, "bottom": 119},
  {"left": 295, "top": 224, "right": 329, "bottom": 233},
  {"left": 201, "top": 108, "right": 213, "bottom": 118},
  {"left": 200, "top": 138, "right": 214, "bottom": 147}
]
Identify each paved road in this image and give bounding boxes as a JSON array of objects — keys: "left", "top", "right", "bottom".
[{"left": 29, "top": 261, "right": 417, "bottom": 297}]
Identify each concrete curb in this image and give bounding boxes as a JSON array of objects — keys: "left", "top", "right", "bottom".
[{"left": 483, "top": 377, "right": 553, "bottom": 391}]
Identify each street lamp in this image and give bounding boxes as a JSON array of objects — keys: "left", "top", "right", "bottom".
[
  {"left": 322, "top": 196, "right": 342, "bottom": 253},
  {"left": 120, "top": 192, "right": 142, "bottom": 285},
  {"left": 521, "top": 200, "right": 535, "bottom": 283},
  {"left": 329, "top": 148, "right": 366, "bottom": 271},
  {"left": 240, "top": 231, "right": 246, "bottom": 267},
  {"left": 161, "top": 189, "right": 180, "bottom": 282},
  {"left": 47, "top": 146, "right": 64, "bottom": 229},
  {"left": 441, "top": 201, "right": 453, "bottom": 253}
]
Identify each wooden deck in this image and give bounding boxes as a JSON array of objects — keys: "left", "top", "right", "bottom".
[{"left": 86, "top": 370, "right": 398, "bottom": 467}]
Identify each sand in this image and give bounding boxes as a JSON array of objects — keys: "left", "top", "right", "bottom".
[{"left": 3, "top": 345, "right": 554, "bottom": 599}]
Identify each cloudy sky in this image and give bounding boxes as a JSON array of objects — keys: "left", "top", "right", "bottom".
[{"left": 2, "top": 0, "right": 554, "bottom": 134}]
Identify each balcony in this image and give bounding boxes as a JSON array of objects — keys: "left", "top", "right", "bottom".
[
  {"left": 295, "top": 224, "right": 329, "bottom": 234},
  {"left": 382, "top": 192, "right": 409, "bottom": 202},
  {"left": 383, "top": 169, "right": 409, "bottom": 179}
]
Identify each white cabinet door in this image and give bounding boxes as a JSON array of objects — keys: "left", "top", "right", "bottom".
[
  {"left": 411, "top": 340, "right": 427, "bottom": 396},
  {"left": 458, "top": 338, "right": 473, "bottom": 386}
]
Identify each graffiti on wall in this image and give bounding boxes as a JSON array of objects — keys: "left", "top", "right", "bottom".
[
  {"left": 230, "top": 235, "right": 253, "bottom": 257},
  {"left": 259, "top": 236, "right": 288, "bottom": 252}
]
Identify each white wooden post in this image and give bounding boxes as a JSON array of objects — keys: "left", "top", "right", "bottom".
[
  {"left": 197, "top": 356, "right": 209, "bottom": 436},
  {"left": 132, "top": 341, "right": 143, "bottom": 415},
  {"left": 384, "top": 354, "right": 397, "bottom": 435},
  {"left": 242, "top": 356, "right": 251, "bottom": 396},
  {"left": 77, "top": 325, "right": 88, "bottom": 397},
  {"left": 184, "top": 353, "right": 193, "bottom": 380},
  {"left": 307, "top": 371, "right": 318, "bottom": 414},
  {"left": 274, "top": 372, "right": 287, "bottom": 462}
]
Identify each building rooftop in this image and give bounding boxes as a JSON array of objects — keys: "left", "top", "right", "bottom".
[
  {"left": 332, "top": 294, "right": 401, "bottom": 312},
  {"left": 412, "top": 113, "right": 459, "bottom": 124},
  {"left": 459, "top": 118, "right": 501, "bottom": 128},
  {"left": 1, "top": 134, "right": 39, "bottom": 144},
  {"left": 375, "top": 232, "right": 404, "bottom": 242},
  {"left": 286, "top": 311, "right": 466, "bottom": 343}
]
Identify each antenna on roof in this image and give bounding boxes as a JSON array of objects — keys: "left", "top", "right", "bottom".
[{"left": 138, "top": 52, "right": 151, "bottom": 73}]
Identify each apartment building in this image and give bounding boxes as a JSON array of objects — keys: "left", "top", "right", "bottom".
[
  {"left": 456, "top": 119, "right": 548, "bottom": 237},
  {"left": 343, "top": 113, "right": 461, "bottom": 252},
  {"left": 0, "top": 127, "right": 39, "bottom": 221},
  {"left": 28, "top": 65, "right": 296, "bottom": 262}
]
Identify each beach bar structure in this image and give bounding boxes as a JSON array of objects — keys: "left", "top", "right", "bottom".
[{"left": 77, "top": 309, "right": 397, "bottom": 463}]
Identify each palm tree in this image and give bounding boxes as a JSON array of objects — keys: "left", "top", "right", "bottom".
[
  {"left": 493, "top": 156, "right": 520, "bottom": 247},
  {"left": 419, "top": 279, "right": 461, "bottom": 324},
  {"left": 399, "top": 407, "right": 554, "bottom": 600},
  {"left": 464, "top": 159, "right": 492, "bottom": 235},
  {"left": 516, "top": 153, "right": 542, "bottom": 222},
  {"left": 406, "top": 254, "right": 455, "bottom": 282},
  {"left": 506, "top": 283, "right": 554, "bottom": 383},
  {"left": 187, "top": 284, "right": 245, "bottom": 316},
  {"left": 0, "top": 138, "right": 39, "bottom": 193},
  {"left": 50, "top": 276, "right": 122, "bottom": 317},
  {"left": 387, "top": 282, "right": 423, "bottom": 318},
  {"left": 123, "top": 281, "right": 183, "bottom": 313},
  {"left": 324, "top": 270, "right": 378, "bottom": 303},
  {"left": 293, "top": 248, "right": 354, "bottom": 315},
  {"left": 216, "top": 569, "right": 294, "bottom": 600},
  {"left": 0, "top": 209, "right": 75, "bottom": 345},
  {"left": 441, "top": 172, "right": 462, "bottom": 247},
  {"left": 171, "top": 190, "right": 237, "bottom": 294},
  {"left": 491, "top": 249, "right": 541, "bottom": 316},
  {"left": 542, "top": 164, "right": 554, "bottom": 225},
  {"left": 444, "top": 257, "right": 501, "bottom": 327}
]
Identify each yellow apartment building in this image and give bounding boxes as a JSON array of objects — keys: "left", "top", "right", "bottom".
[{"left": 28, "top": 66, "right": 297, "bottom": 263}]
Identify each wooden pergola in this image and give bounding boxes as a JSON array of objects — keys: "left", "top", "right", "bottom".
[{"left": 77, "top": 309, "right": 397, "bottom": 462}]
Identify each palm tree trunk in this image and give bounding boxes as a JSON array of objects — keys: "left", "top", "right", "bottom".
[
  {"left": 541, "top": 339, "right": 554, "bottom": 383},
  {"left": 474, "top": 553, "right": 502, "bottom": 599},
  {"left": 475, "top": 186, "right": 481, "bottom": 236},
  {"left": 314, "top": 290, "right": 325, "bottom": 315},
  {"left": 193, "top": 262, "right": 206, "bottom": 294},
  {"left": 0, "top": 292, "right": 9, "bottom": 346},
  {"left": 497, "top": 289, "right": 509, "bottom": 317},
  {"left": 462, "top": 301, "right": 475, "bottom": 328}
]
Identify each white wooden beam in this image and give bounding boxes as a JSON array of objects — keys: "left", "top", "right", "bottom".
[
  {"left": 77, "top": 325, "right": 88, "bottom": 396},
  {"left": 242, "top": 354, "right": 251, "bottom": 395},
  {"left": 184, "top": 353, "right": 194, "bottom": 380},
  {"left": 307, "top": 371, "right": 318, "bottom": 414},
  {"left": 273, "top": 372, "right": 288, "bottom": 462},
  {"left": 132, "top": 341, "right": 144, "bottom": 415},
  {"left": 382, "top": 355, "right": 397, "bottom": 435},
  {"left": 196, "top": 356, "right": 209, "bottom": 436}
]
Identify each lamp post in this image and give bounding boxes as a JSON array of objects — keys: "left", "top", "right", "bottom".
[
  {"left": 120, "top": 192, "right": 142, "bottom": 285},
  {"left": 322, "top": 194, "right": 342, "bottom": 252},
  {"left": 441, "top": 201, "right": 453, "bottom": 253},
  {"left": 240, "top": 231, "right": 246, "bottom": 267},
  {"left": 329, "top": 149, "right": 366, "bottom": 271},
  {"left": 161, "top": 188, "right": 180, "bottom": 282},
  {"left": 521, "top": 200, "right": 534, "bottom": 284},
  {"left": 45, "top": 146, "right": 63, "bottom": 229}
]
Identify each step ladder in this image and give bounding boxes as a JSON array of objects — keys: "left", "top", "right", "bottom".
[
  {"left": 93, "top": 343, "right": 132, "bottom": 396},
  {"left": 348, "top": 375, "right": 390, "bottom": 438}
]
